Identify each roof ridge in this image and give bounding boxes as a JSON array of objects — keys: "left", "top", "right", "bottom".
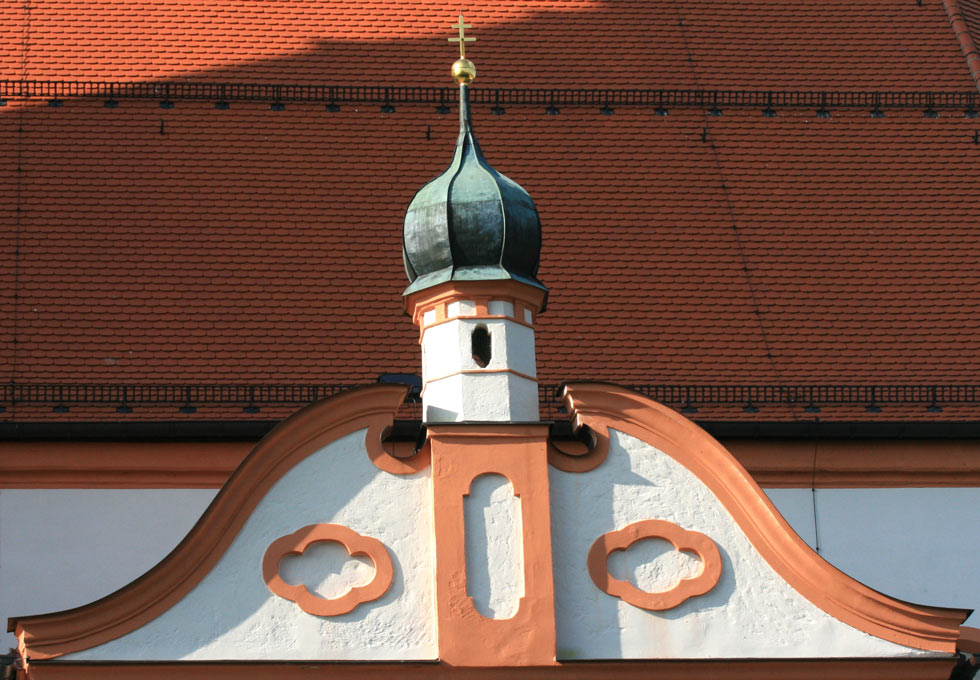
[{"left": 942, "top": 0, "right": 980, "bottom": 92}]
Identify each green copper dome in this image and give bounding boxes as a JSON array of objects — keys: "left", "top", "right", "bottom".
[{"left": 402, "top": 85, "right": 546, "bottom": 297}]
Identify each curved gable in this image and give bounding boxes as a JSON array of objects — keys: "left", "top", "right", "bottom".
[
  {"left": 554, "top": 382, "right": 969, "bottom": 654},
  {"left": 10, "top": 384, "right": 430, "bottom": 660}
]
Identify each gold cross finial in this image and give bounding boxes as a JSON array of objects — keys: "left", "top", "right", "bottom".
[{"left": 449, "top": 12, "right": 475, "bottom": 58}]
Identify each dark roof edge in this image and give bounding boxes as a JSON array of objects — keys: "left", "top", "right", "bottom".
[
  {"left": 4, "top": 420, "right": 980, "bottom": 441},
  {"left": 2, "top": 81, "right": 980, "bottom": 111},
  {"left": 700, "top": 420, "right": 980, "bottom": 439},
  {"left": 0, "top": 420, "right": 280, "bottom": 441}
]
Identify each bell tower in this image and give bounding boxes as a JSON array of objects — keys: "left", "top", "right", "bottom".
[
  {"left": 401, "top": 18, "right": 557, "bottom": 667},
  {"left": 402, "top": 27, "right": 547, "bottom": 424}
]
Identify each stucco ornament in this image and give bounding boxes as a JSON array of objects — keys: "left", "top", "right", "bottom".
[
  {"left": 587, "top": 519, "right": 722, "bottom": 611},
  {"left": 262, "top": 523, "right": 394, "bottom": 617}
]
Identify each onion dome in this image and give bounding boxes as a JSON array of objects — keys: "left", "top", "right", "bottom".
[{"left": 402, "top": 84, "right": 546, "bottom": 297}]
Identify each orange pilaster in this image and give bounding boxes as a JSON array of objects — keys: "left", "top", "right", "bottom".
[{"left": 428, "top": 424, "right": 557, "bottom": 667}]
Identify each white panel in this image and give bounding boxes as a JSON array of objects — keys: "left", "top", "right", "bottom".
[
  {"left": 488, "top": 300, "right": 514, "bottom": 317},
  {"left": 764, "top": 488, "right": 818, "bottom": 547},
  {"left": 0, "top": 489, "right": 216, "bottom": 652},
  {"left": 814, "top": 488, "right": 980, "bottom": 627},
  {"left": 422, "top": 309, "right": 436, "bottom": 325},
  {"left": 464, "top": 474, "right": 524, "bottom": 619},
  {"left": 63, "top": 429, "right": 436, "bottom": 661},
  {"left": 549, "top": 430, "right": 935, "bottom": 660},
  {"left": 447, "top": 300, "right": 475, "bottom": 317}
]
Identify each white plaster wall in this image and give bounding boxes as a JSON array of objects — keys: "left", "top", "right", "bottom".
[
  {"left": 420, "top": 316, "right": 538, "bottom": 422},
  {"left": 420, "top": 318, "right": 537, "bottom": 380},
  {"left": 488, "top": 300, "right": 514, "bottom": 317},
  {"left": 765, "top": 487, "right": 980, "bottom": 627},
  {"left": 5, "top": 452, "right": 978, "bottom": 660},
  {"left": 549, "top": 430, "right": 939, "bottom": 660},
  {"left": 0, "top": 488, "right": 217, "bottom": 652},
  {"left": 63, "top": 429, "right": 436, "bottom": 661},
  {"left": 464, "top": 474, "right": 524, "bottom": 619},
  {"left": 424, "top": 372, "right": 539, "bottom": 422},
  {"left": 446, "top": 300, "right": 476, "bottom": 317}
]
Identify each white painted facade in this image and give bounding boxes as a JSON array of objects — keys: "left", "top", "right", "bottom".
[
  {"left": 0, "top": 488, "right": 218, "bottom": 652},
  {"left": 5, "top": 427, "right": 976, "bottom": 659},
  {"left": 420, "top": 314, "right": 538, "bottom": 422},
  {"left": 548, "top": 430, "right": 944, "bottom": 659},
  {"left": 58, "top": 429, "right": 437, "bottom": 661},
  {"left": 463, "top": 473, "right": 525, "bottom": 619}
]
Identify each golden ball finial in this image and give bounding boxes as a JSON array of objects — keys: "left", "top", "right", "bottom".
[{"left": 452, "top": 58, "right": 476, "bottom": 85}]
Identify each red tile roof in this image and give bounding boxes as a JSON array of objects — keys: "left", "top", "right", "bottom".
[
  {"left": 0, "top": 1, "right": 974, "bottom": 89},
  {"left": 2, "top": 1, "right": 980, "bottom": 422}
]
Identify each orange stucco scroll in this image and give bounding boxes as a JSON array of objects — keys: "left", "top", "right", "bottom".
[
  {"left": 547, "top": 424, "right": 610, "bottom": 473},
  {"left": 587, "top": 520, "right": 722, "bottom": 611},
  {"left": 427, "top": 423, "right": 557, "bottom": 667},
  {"left": 559, "top": 381, "right": 971, "bottom": 653},
  {"left": 262, "top": 524, "right": 393, "bottom": 617}
]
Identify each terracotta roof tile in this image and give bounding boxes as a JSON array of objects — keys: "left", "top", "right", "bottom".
[
  {"left": 0, "top": 1, "right": 974, "bottom": 89},
  {"left": 3, "top": 1, "right": 980, "bottom": 421}
]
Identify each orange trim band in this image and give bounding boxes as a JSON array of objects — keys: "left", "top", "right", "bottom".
[
  {"left": 405, "top": 280, "right": 547, "bottom": 328},
  {"left": 559, "top": 382, "right": 970, "bottom": 653},
  {"left": 0, "top": 441, "right": 251, "bottom": 489},
  {"left": 19, "top": 658, "right": 960, "bottom": 680},
  {"left": 725, "top": 438, "right": 980, "bottom": 488},
  {"left": 419, "top": 313, "right": 534, "bottom": 338},
  {"left": 587, "top": 520, "right": 722, "bottom": 611},
  {"left": 428, "top": 424, "right": 557, "bottom": 667},
  {"left": 6, "top": 438, "right": 980, "bottom": 489},
  {"left": 262, "top": 524, "right": 393, "bottom": 617},
  {"left": 10, "top": 384, "right": 409, "bottom": 660}
]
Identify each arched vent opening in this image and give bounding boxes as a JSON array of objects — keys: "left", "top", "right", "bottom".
[{"left": 472, "top": 326, "right": 492, "bottom": 368}]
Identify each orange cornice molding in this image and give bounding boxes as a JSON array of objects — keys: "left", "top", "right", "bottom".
[
  {"left": 560, "top": 381, "right": 971, "bottom": 653},
  {"left": 0, "top": 441, "right": 252, "bottom": 489},
  {"left": 5, "top": 437, "right": 980, "bottom": 489},
  {"left": 9, "top": 384, "right": 410, "bottom": 661},
  {"left": 728, "top": 438, "right": 980, "bottom": 488},
  {"left": 404, "top": 279, "right": 547, "bottom": 326}
]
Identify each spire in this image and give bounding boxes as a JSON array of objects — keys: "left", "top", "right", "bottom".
[
  {"left": 402, "top": 17, "right": 545, "bottom": 298},
  {"left": 449, "top": 11, "right": 477, "bottom": 85}
]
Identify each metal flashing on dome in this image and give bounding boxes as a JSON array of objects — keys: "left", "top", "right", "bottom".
[{"left": 401, "top": 15, "right": 546, "bottom": 300}]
